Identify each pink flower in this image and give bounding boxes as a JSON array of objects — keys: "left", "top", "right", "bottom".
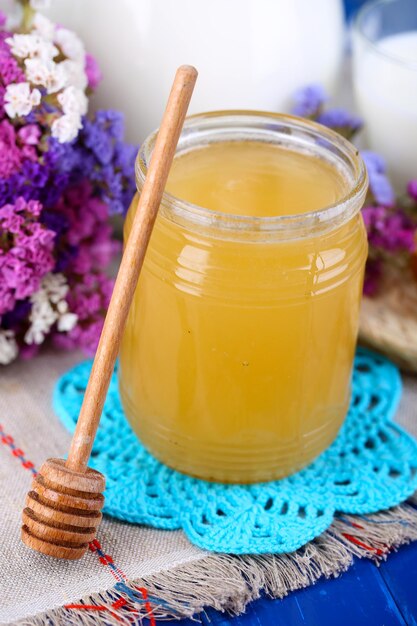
[
  {"left": 18, "top": 124, "right": 41, "bottom": 145},
  {"left": 20, "top": 144, "right": 37, "bottom": 161},
  {"left": 363, "top": 205, "right": 415, "bottom": 254},
  {"left": 0, "top": 280, "right": 15, "bottom": 312},
  {"left": 85, "top": 53, "right": 102, "bottom": 90},
  {"left": 52, "top": 179, "right": 119, "bottom": 275},
  {"left": 407, "top": 180, "right": 417, "bottom": 202},
  {"left": 0, "top": 197, "right": 55, "bottom": 314},
  {"left": 0, "top": 120, "right": 22, "bottom": 177},
  {"left": 363, "top": 259, "right": 382, "bottom": 297},
  {"left": 0, "top": 33, "right": 26, "bottom": 87},
  {"left": 53, "top": 271, "right": 113, "bottom": 355}
]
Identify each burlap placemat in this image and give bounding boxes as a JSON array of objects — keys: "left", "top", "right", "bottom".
[{"left": 1, "top": 351, "right": 416, "bottom": 625}]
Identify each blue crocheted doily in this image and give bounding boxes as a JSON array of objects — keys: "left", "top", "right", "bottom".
[{"left": 54, "top": 348, "right": 417, "bottom": 555}]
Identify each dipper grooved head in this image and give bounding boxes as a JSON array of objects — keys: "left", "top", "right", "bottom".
[{"left": 21, "top": 458, "right": 105, "bottom": 560}]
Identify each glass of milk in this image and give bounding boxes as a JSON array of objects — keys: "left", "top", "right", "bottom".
[{"left": 353, "top": 0, "right": 417, "bottom": 189}]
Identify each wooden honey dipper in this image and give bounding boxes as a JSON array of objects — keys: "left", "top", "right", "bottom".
[{"left": 21, "top": 65, "right": 198, "bottom": 560}]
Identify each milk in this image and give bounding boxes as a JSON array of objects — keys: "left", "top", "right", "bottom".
[
  {"left": 42, "top": 0, "right": 344, "bottom": 142},
  {"left": 353, "top": 31, "right": 417, "bottom": 190}
]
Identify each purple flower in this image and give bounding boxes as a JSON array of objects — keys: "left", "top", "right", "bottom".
[
  {"left": 114, "top": 142, "right": 137, "bottom": 177},
  {"left": 18, "top": 124, "right": 41, "bottom": 146},
  {"left": 40, "top": 209, "right": 69, "bottom": 235},
  {"left": 317, "top": 108, "right": 363, "bottom": 134},
  {"left": 1, "top": 298, "right": 31, "bottom": 330},
  {"left": 45, "top": 179, "right": 118, "bottom": 278},
  {"left": 0, "top": 26, "right": 135, "bottom": 360},
  {"left": 292, "top": 84, "right": 327, "bottom": 117},
  {"left": 362, "top": 151, "right": 395, "bottom": 207},
  {"left": 407, "top": 180, "right": 417, "bottom": 201},
  {"left": 85, "top": 53, "right": 102, "bottom": 90},
  {"left": 45, "top": 138, "right": 81, "bottom": 173},
  {"left": 95, "top": 110, "right": 124, "bottom": 140},
  {"left": 361, "top": 151, "right": 386, "bottom": 173},
  {"left": 368, "top": 173, "right": 396, "bottom": 208},
  {"left": 54, "top": 245, "right": 78, "bottom": 272},
  {"left": 41, "top": 176, "right": 68, "bottom": 207},
  {"left": 21, "top": 161, "right": 49, "bottom": 187},
  {"left": 0, "top": 197, "right": 55, "bottom": 314},
  {"left": 53, "top": 271, "right": 114, "bottom": 355},
  {"left": 0, "top": 120, "right": 22, "bottom": 178},
  {"left": 70, "top": 111, "right": 137, "bottom": 214},
  {"left": 82, "top": 116, "right": 114, "bottom": 164},
  {"left": 362, "top": 204, "right": 415, "bottom": 254},
  {"left": 363, "top": 259, "right": 382, "bottom": 296},
  {"left": 0, "top": 32, "right": 25, "bottom": 87}
]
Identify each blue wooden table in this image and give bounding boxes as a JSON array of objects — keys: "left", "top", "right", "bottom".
[{"left": 142, "top": 540, "right": 417, "bottom": 625}]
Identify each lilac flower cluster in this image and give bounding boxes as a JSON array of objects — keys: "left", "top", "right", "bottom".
[
  {"left": 292, "top": 84, "right": 327, "bottom": 117},
  {"left": 0, "top": 6, "right": 136, "bottom": 364},
  {"left": 78, "top": 110, "right": 137, "bottom": 214},
  {"left": 292, "top": 84, "right": 362, "bottom": 139},
  {"left": 408, "top": 180, "right": 417, "bottom": 202},
  {"left": 316, "top": 108, "right": 362, "bottom": 139},
  {"left": 362, "top": 205, "right": 415, "bottom": 254},
  {"left": 54, "top": 271, "right": 114, "bottom": 355},
  {"left": 361, "top": 165, "right": 416, "bottom": 295},
  {"left": 292, "top": 85, "right": 417, "bottom": 296},
  {"left": 361, "top": 151, "right": 395, "bottom": 207},
  {"left": 0, "top": 30, "right": 25, "bottom": 91},
  {"left": 0, "top": 111, "right": 136, "bottom": 216},
  {"left": 0, "top": 197, "right": 55, "bottom": 315}
]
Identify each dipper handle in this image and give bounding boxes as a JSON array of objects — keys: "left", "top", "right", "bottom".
[{"left": 66, "top": 65, "right": 198, "bottom": 472}]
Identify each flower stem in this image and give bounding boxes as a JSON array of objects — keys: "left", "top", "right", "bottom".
[{"left": 20, "top": 0, "right": 35, "bottom": 32}]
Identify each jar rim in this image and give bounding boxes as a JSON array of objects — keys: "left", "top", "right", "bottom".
[
  {"left": 135, "top": 111, "right": 368, "bottom": 241},
  {"left": 354, "top": 0, "right": 417, "bottom": 72}
]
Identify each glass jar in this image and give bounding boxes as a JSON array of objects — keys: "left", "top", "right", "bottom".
[
  {"left": 119, "top": 112, "right": 368, "bottom": 484},
  {"left": 352, "top": 0, "right": 417, "bottom": 189}
]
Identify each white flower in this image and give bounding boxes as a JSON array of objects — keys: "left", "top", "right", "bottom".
[
  {"left": 6, "top": 34, "right": 39, "bottom": 58},
  {"left": 57, "top": 312, "right": 78, "bottom": 332},
  {"left": 55, "top": 27, "right": 85, "bottom": 61},
  {"left": 25, "top": 303, "right": 56, "bottom": 345},
  {"left": 39, "top": 39, "right": 59, "bottom": 60},
  {"left": 58, "top": 85, "right": 88, "bottom": 116},
  {"left": 30, "top": 0, "right": 51, "bottom": 9},
  {"left": 0, "top": 330, "right": 18, "bottom": 365},
  {"left": 6, "top": 33, "right": 58, "bottom": 60},
  {"left": 60, "top": 59, "right": 88, "bottom": 90},
  {"left": 42, "top": 273, "right": 69, "bottom": 302},
  {"left": 25, "top": 273, "right": 78, "bottom": 345},
  {"left": 33, "top": 13, "right": 56, "bottom": 41},
  {"left": 56, "top": 299, "right": 69, "bottom": 313},
  {"left": 4, "top": 82, "right": 41, "bottom": 118},
  {"left": 51, "top": 113, "right": 82, "bottom": 143},
  {"left": 24, "top": 57, "right": 66, "bottom": 93}
]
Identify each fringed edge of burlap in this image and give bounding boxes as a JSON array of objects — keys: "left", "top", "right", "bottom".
[{"left": 13, "top": 498, "right": 417, "bottom": 626}]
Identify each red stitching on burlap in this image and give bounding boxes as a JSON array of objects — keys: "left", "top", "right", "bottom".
[
  {"left": 134, "top": 585, "right": 156, "bottom": 625},
  {"left": 87, "top": 540, "right": 156, "bottom": 624},
  {"left": 340, "top": 517, "right": 388, "bottom": 556},
  {"left": 89, "top": 538, "right": 126, "bottom": 582},
  {"left": 342, "top": 533, "right": 385, "bottom": 556},
  {"left": 64, "top": 602, "right": 127, "bottom": 623},
  {"left": 0, "top": 424, "right": 38, "bottom": 476},
  {"left": 0, "top": 423, "right": 156, "bottom": 624}
]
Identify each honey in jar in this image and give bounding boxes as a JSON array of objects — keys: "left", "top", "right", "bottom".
[{"left": 119, "top": 112, "right": 368, "bottom": 483}]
